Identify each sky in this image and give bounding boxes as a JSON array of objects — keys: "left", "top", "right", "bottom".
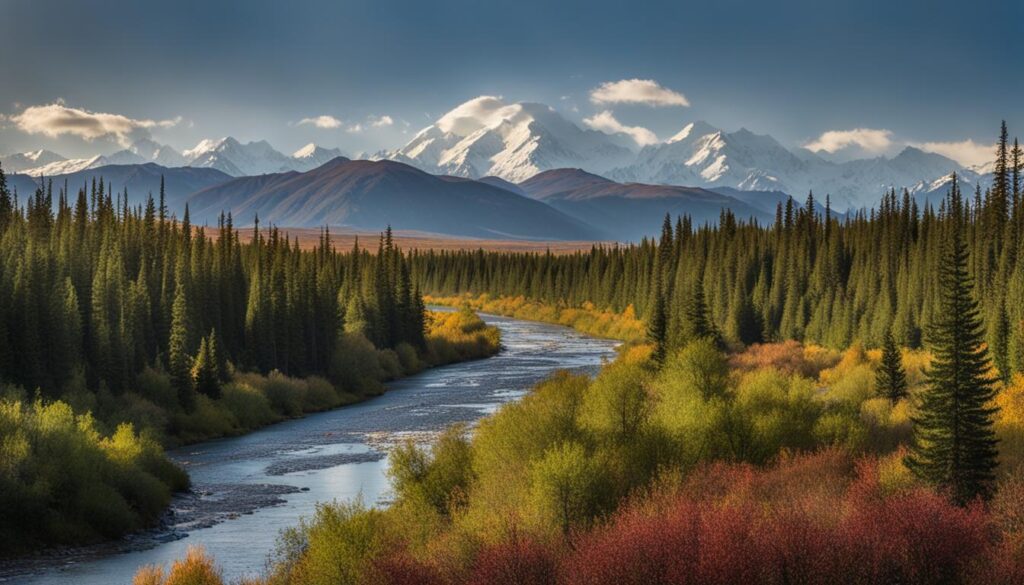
[{"left": 0, "top": 0, "right": 1020, "bottom": 165}]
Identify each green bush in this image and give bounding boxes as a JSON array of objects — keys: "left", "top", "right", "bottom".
[
  {"left": 303, "top": 376, "right": 341, "bottom": 411},
  {"left": 388, "top": 425, "right": 474, "bottom": 516},
  {"left": 0, "top": 398, "right": 186, "bottom": 554},
  {"left": 330, "top": 332, "right": 385, "bottom": 396},
  {"left": 220, "top": 381, "right": 278, "bottom": 430}
]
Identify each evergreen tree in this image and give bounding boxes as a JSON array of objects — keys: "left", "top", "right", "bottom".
[
  {"left": 191, "top": 331, "right": 221, "bottom": 399},
  {"left": 168, "top": 280, "right": 195, "bottom": 408},
  {"left": 906, "top": 178, "right": 1000, "bottom": 504},
  {"left": 647, "top": 286, "right": 668, "bottom": 363},
  {"left": 875, "top": 330, "right": 907, "bottom": 404}
]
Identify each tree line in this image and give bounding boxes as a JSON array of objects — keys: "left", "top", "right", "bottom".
[{"left": 0, "top": 169, "right": 426, "bottom": 412}]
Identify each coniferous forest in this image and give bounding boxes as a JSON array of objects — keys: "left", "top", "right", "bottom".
[{"left": 0, "top": 168, "right": 501, "bottom": 552}]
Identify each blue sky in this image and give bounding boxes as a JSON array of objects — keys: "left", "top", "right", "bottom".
[{"left": 1, "top": 0, "right": 1020, "bottom": 164}]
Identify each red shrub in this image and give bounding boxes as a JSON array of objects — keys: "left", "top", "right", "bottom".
[
  {"left": 468, "top": 536, "right": 559, "bottom": 585},
  {"left": 837, "top": 489, "right": 993, "bottom": 584},
  {"left": 368, "top": 552, "right": 445, "bottom": 585},
  {"left": 561, "top": 450, "right": 998, "bottom": 585},
  {"left": 562, "top": 501, "right": 701, "bottom": 585}
]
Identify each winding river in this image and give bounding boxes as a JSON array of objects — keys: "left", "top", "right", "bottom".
[{"left": 7, "top": 310, "right": 617, "bottom": 585}]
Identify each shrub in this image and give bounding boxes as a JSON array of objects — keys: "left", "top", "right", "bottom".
[
  {"left": 581, "top": 359, "right": 652, "bottom": 443},
  {"left": 0, "top": 398, "right": 185, "bottom": 554},
  {"left": 424, "top": 308, "right": 501, "bottom": 366},
  {"left": 220, "top": 381, "right": 278, "bottom": 430},
  {"left": 252, "top": 371, "right": 307, "bottom": 417},
  {"left": 162, "top": 546, "right": 224, "bottom": 585},
  {"left": 394, "top": 342, "right": 423, "bottom": 375},
  {"left": 730, "top": 369, "right": 820, "bottom": 463},
  {"left": 471, "top": 535, "right": 559, "bottom": 585},
  {"left": 303, "top": 376, "right": 341, "bottom": 411},
  {"left": 330, "top": 332, "right": 384, "bottom": 396},
  {"left": 278, "top": 501, "right": 396, "bottom": 585},
  {"left": 529, "top": 442, "right": 603, "bottom": 535},
  {"left": 730, "top": 340, "right": 840, "bottom": 378},
  {"left": 389, "top": 425, "right": 474, "bottom": 516},
  {"left": 378, "top": 349, "right": 404, "bottom": 381}
]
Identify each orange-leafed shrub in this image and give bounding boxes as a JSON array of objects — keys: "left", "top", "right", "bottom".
[
  {"left": 133, "top": 546, "right": 224, "bottom": 585},
  {"left": 729, "top": 340, "right": 840, "bottom": 378}
]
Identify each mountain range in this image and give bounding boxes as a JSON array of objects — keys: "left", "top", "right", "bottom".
[
  {"left": 2, "top": 139, "right": 344, "bottom": 178},
  {"left": 185, "top": 158, "right": 602, "bottom": 240},
  {"left": 0, "top": 95, "right": 1001, "bottom": 242},
  {"left": 516, "top": 168, "right": 772, "bottom": 241},
  {"left": 378, "top": 100, "right": 993, "bottom": 210}
]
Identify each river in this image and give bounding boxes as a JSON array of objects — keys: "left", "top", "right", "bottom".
[{"left": 7, "top": 311, "right": 618, "bottom": 584}]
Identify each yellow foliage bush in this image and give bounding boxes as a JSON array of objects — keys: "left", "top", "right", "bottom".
[{"left": 424, "top": 293, "right": 645, "bottom": 342}]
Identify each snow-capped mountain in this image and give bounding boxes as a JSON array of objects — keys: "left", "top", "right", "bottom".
[
  {"left": 291, "top": 143, "right": 344, "bottom": 171},
  {"left": 378, "top": 96, "right": 635, "bottom": 182},
  {"left": 128, "top": 138, "right": 187, "bottom": 167},
  {"left": 5, "top": 138, "right": 344, "bottom": 179},
  {"left": 380, "top": 100, "right": 976, "bottom": 209},
  {"left": 11, "top": 139, "right": 189, "bottom": 176},
  {"left": 609, "top": 122, "right": 811, "bottom": 192},
  {"left": 183, "top": 137, "right": 301, "bottom": 176},
  {"left": 2, "top": 98, "right": 988, "bottom": 211},
  {"left": 21, "top": 155, "right": 109, "bottom": 176},
  {"left": 19, "top": 148, "right": 163, "bottom": 177},
  {"left": 0, "top": 149, "right": 66, "bottom": 173},
  {"left": 609, "top": 123, "right": 970, "bottom": 209}
]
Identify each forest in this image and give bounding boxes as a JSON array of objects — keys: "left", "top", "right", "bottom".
[
  {"left": 127, "top": 123, "right": 1024, "bottom": 584},
  {"left": 411, "top": 125, "right": 1024, "bottom": 372},
  {"left": 0, "top": 168, "right": 500, "bottom": 553}
]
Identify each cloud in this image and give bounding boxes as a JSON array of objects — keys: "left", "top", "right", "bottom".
[
  {"left": 583, "top": 110, "right": 659, "bottom": 146},
  {"left": 436, "top": 96, "right": 523, "bottom": 135},
  {"left": 590, "top": 79, "right": 689, "bottom": 107},
  {"left": 298, "top": 115, "right": 342, "bottom": 129},
  {"left": 913, "top": 139, "right": 996, "bottom": 168},
  {"left": 369, "top": 114, "right": 393, "bottom": 128},
  {"left": 346, "top": 123, "right": 363, "bottom": 133},
  {"left": 11, "top": 102, "right": 180, "bottom": 146},
  {"left": 804, "top": 128, "right": 893, "bottom": 154}
]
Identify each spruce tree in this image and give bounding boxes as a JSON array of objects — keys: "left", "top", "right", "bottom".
[
  {"left": 647, "top": 285, "right": 668, "bottom": 363},
  {"left": 906, "top": 179, "right": 1000, "bottom": 504},
  {"left": 168, "top": 281, "right": 195, "bottom": 408},
  {"left": 192, "top": 331, "right": 221, "bottom": 399},
  {"left": 875, "top": 330, "right": 907, "bottom": 404}
]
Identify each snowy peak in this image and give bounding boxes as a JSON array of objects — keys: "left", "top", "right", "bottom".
[
  {"left": 20, "top": 155, "right": 107, "bottom": 176},
  {"left": 290, "top": 143, "right": 345, "bottom": 171},
  {"left": 0, "top": 149, "right": 67, "bottom": 173},
  {"left": 183, "top": 137, "right": 298, "bottom": 176},
  {"left": 380, "top": 96, "right": 635, "bottom": 182},
  {"left": 125, "top": 138, "right": 187, "bottom": 167}
]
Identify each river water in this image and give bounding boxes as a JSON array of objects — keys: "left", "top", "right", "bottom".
[{"left": 7, "top": 311, "right": 617, "bottom": 584}]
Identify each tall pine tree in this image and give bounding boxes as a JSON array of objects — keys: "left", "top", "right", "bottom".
[
  {"left": 875, "top": 330, "right": 907, "bottom": 404},
  {"left": 906, "top": 177, "right": 1000, "bottom": 504}
]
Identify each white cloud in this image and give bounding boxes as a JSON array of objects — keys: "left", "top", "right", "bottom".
[
  {"left": 436, "top": 96, "right": 523, "bottom": 135},
  {"left": 11, "top": 102, "right": 180, "bottom": 146},
  {"left": 298, "top": 115, "right": 342, "bottom": 129},
  {"left": 583, "top": 110, "right": 659, "bottom": 146},
  {"left": 913, "top": 139, "right": 996, "bottom": 168},
  {"left": 369, "top": 115, "right": 393, "bottom": 128},
  {"left": 346, "top": 123, "right": 363, "bottom": 133},
  {"left": 590, "top": 79, "right": 689, "bottom": 107},
  {"left": 804, "top": 128, "right": 893, "bottom": 154}
]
